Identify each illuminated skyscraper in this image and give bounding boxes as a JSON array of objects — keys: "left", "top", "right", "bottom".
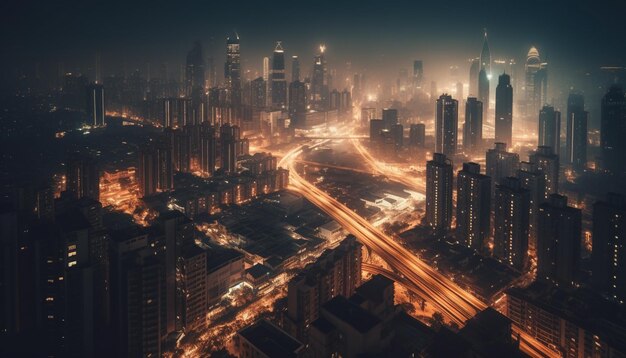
[
  {"left": 270, "top": 42, "right": 287, "bottom": 109},
  {"left": 600, "top": 85, "right": 626, "bottom": 174},
  {"left": 516, "top": 162, "right": 546, "bottom": 248},
  {"left": 469, "top": 58, "right": 479, "bottom": 97},
  {"left": 538, "top": 105, "right": 561, "bottom": 154},
  {"left": 525, "top": 47, "right": 548, "bottom": 117},
  {"left": 435, "top": 94, "right": 458, "bottom": 156},
  {"left": 225, "top": 34, "right": 242, "bottom": 106},
  {"left": 456, "top": 162, "right": 491, "bottom": 252},
  {"left": 592, "top": 193, "right": 626, "bottom": 303},
  {"left": 537, "top": 194, "right": 581, "bottom": 287},
  {"left": 426, "top": 153, "right": 453, "bottom": 234},
  {"left": 220, "top": 124, "right": 240, "bottom": 174},
  {"left": 86, "top": 83, "right": 105, "bottom": 127},
  {"left": 565, "top": 92, "right": 588, "bottom": 170},
  {"left": 311, "top": 45, "right": 328, "bottom": 111},
  {"left": 463, "top": 97, "right": 483, "bottom": 152},
  {"left": 529, "top": 146, "right": 559, "bottom": 200},
  {"left": 495, "top": 73, "right": 513, "bottom": 146},
  {"left": 250, "top": 77, "right": 266, "bottom": 108},
  {"left": 493, "top": 177, "right": 530, "bottom": 270},
  {"left": 478, "top": 68, "right": 489, "bottom": 113},
  {"left": 480, "top": 29, "right": 491, "bottom": 77},
  {"left": 486, "top": 142, "right": 519, "bottom": 194},
  {"left": 291, "top": 55, "right": 300, "bottom": 82}
]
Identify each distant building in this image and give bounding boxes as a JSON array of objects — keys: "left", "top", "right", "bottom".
[
  {"left": 456, "top": 163, "right": 491, "bottom": 252},
  {"left": 270, "top": 42, "right": 287, "bottom": 109},
  {"left": 435, "top": 94, "right": 458, "bottom": 156},
  {"left": 66, "top": 153, "right": 100, "bottom": 201},
  {"left": 426, "top": 153, "right": 453, "bottom": 234},
  {"left": 86, "top": 83, "right": 105, "bottom": 127},
  {"left": 495, "top": 73, "right": 513, "bottom": 146},
  {"left": 529, "top": 146, "right": 559, "bottom": 200},
  {"left": 493, "top": 177, "right": 530, "bottom": 270},
  {"left": 485, "top": 142, "right": 519, "bottom": 195},
  {"left": 565, "top": 92, "right": 588, "bottom": 170},
  {"left": 537, "top": 194, "right": 581, "bottom": 287},
  {"left": 409, "top": 123, "right": 426, "bottom": 148},
  {"left": 538, "top": 105, "right": 561, "bottom": 154},
  {"left": 601, "top": 85, "right": 626, "bottom": 174},
  {"left": 463, "top": 97, "right": 483, "bottom": 152}
]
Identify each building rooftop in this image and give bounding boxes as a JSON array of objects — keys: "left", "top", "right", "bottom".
[
  {"left": 246, "top": 263, "right": 273, "bottom": 280},
  {"left": 238, "top": 320, "right": 304, "bottom": 358},
  {"left": 321, "top": 296, "right": 381, "bottom": 334},
  {"left": 352, "top": 274, "right": 393, "bottom": 305}
]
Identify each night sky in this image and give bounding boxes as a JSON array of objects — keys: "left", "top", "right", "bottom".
[{"left": 2, "top": 0, "right": 625, "bottom": 82}]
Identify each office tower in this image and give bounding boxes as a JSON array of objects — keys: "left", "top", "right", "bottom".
[
  {"left": 262, "top": 57, "right": 269, "bottom": 82},
  {"left": 369, "top": 119, "right": 384, "bottom": 144},
  {"left": 155, "top": 141, "right": 173, "bottom": 191},
  {"left": 200, "top": 126, "right": 216, "bottom": 176},
  {"left": 538, "top": 105, "right": 561, "bottom": 153},
  {"left": 601, "top": 85, "right": 626, "bottom": 174},
  {"left": 137, "top": 141, "right": 173, "bottom": 197},
  {"left": 291, "top": 55, "right": 300, "bottom": 82},
  {"left": 289, "top": 80, "right": 306, "bottom": 128},
  {"left": 250, "top": 77, "right": 266, "bottom": 108},
  {"left": 565, "top": 92, "right": 588, "bottom": 170},
  {"left": 167, "top": 128, "right": 191, "bottom": 173},
  {"left": 495, "top": 73, "right": 513, "bottom": 146},
  {"left": 480, "top": 29, "right": 491, "bottom": 76},
  {"left": 413, "top": 60, "right": 423, "bottom": 88},
  {"left": 180, "top": 245, "right": 208, "bottom": 330},
  {"left": 409, "top": 123, "right": 426, "bottom": 147},
  {"left": 382, "top": 108, "right": 398, "bottom": 129},
  {"left": 311, "top": 45, "right": 328, "bottom": 111},
  {"left": 516, "top": 162, "right": 546, "bottom": 248},
  {"left": 185, "top": 41, "right": 205, "bottom": 99},
  {"left": 469, "top": 58, "right": 479, "bottom": 97},
  {"left": 592, "top": 193, "right": 626, "bottom": 303},
  {"left": 435, "top": 94, "right": 458, "bottom": 156},
  {"left": 284, "top": 236, "right": 362, "bottom": 341},
  {"left": 456, "top": 163, "right": 491, "bottom": 251},
  {"left": 162, "top": 97, "right": 191, "bottom": 128},
  {"left": 270, "top": 42, "right": 287, "bottom": 109},
  {"left": 86, "top": 83, "right": 105, "bottom": 126},
  {"left": 220, "top": 124, "right": 239, "bottom": 174},
  {"left": 66, "top": 153, "right": 100, "bottom": 201},
  {"left": 478, "top": 68, "right": 489, "bottom": 113},
  {"left": 525, "top": 47, "right": 548, "bottom": 116},
  {"left": 493, "top": 177, "right": 530, "bottom": 270},
  {"left": 529, "top": 146, "right": 559, "bottom": 200},
  {"left": 463, "top": 97, "right": 483, "bottom": 152},
  {"left": 225, "top": 34, "right": 242, "bottom": 106},
  {"left": 537, "top": 194, "right": 581, "bottom": 287},
  {"left": 426, "top": 153, "right": 453, "bottom": 234},
  {"left": 485, "top": 142, "right": 519, "bottom": 193}
]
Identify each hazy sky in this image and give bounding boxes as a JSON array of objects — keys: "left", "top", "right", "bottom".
[{"left": 2, "top": 0, "right": 625, "bottom": 81}]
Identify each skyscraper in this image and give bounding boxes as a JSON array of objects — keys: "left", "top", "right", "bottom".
[
  {"left": 270, "top": 42, "right": 287, "bottom": 109},
  {"left": 413, "top": 60, "right": 423, "bottom": 89},
  {"left": 185, "top": 41, "right": 205, "bottom": 99},
  {"left": 200, "top": 125, "right": 216, "bottom": 176},
  {"left": 311, "top": 45, "right": 328, "bottom": 111},
  {"left": 463, "top": 97, "right": 483, "bottom": 152},
  {"left": 538, "top": 105, "right": 561, "bottom": 154},
  {"left": 291, "top": 55, "right": 300, "bottom": 82},
  {"left": 409, "top": 123, "right": 426, "bottom": 148},
  {"left": 220, "top": 124, "right": 240, "bottom": 174},
  {"left": 382, "top": 108, "right": 398, "bottom": 129},
  {"left": 250, "top": 77, "right": 267, "bottom": 108},
  {"left": 493, "top": 177, "right": 530, "bottom": 270},
  {"left": 66, "top": 153, "right": 100, "bottom": 201},
  {"left": 137, "top": 141, "right": 173, "bottom": 197},
  {"left": 225, "top": 34, "right": 242, "bottom": 106},
  {"left": 529, "top": 146, "right": 559, "bottom": 200},
  {"left": 565, "top": 92, "right": 588, "bottom": 170},
  {"left": 480, "top": 30, "right": 491, "bottom": 77},
  {"left": 600, "top": 85, "right": 626, "bottom": 174},
  {"left": 456, "top": 162, "right": 491, "bottom": 252},
  {"left": 469, "top": 58, "right": 479, "bottom": 97},
  {"left": 525, "top": 47, "right": 548, "bottom": 117},
  {"left": 426, "top": 153, "right": 453, "bottom": 234},
  {"left": 435, "top": 94, "right": 458, "bottom": 156},
  {"left": 485, "top": 142, "right": 519, "bottom": 194},
  {"left": 592, "top": 193, "right": 626, "bottom": 303},
  {"left": 495, "top": 73, "right": 513, "bottom": 146},
  {"left": 86, "top": 83, "right": 105, "bottom": 127},
  {"left": 516, "top": 162, "right": 546, "bottom": 249},
  {"left": 537, "top": 194, "right": 581, "bottom": 287},
  {"left": 289, "top": 81, "right": 306, "bottom": 128},
  {"left": 478, "top": 68, "right": 490, "bottom": 113}
]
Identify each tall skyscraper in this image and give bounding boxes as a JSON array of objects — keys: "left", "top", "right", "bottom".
[
  {"left": 592, "top": 193, "right": 626, "bottom": 303},
  {"left": 137, "top": 141, "right": 173, "bottom": 197},
  {"left": 525, "top": 47, "right": 548, "bottom": 117},
  {"left": 426, "top": 153, "right": 453, "bottom": 234},
  {"left": 200, "top": 125, "right": 216, "bottom": 176},
  {"left": 463, "top": 97, "right": 483, "bottom": 152},
  {"left": 565, "top": 92, "right": 588, "bottom": 170},
  {"left": 529, "top": 146, "right": 559, "bottom": 200},
  {"left": 456, "top": 162, "right": 491, "bottom": 251},
  {"left": 185, "top": 41, "right": 205, "bottom": 99},
  {"left": 486, "top": 142, "right": 519, "bottom": 194},
  {"left": 409, "top": 123, "right": 426, "bottom": 147},
  {"left": 600, "top": 85, "right": 626, "bottom": 174},
  {"left": 270, "top": 42, "right": 287, "bottom": 109},
  {"left": 289, "top": 81, "right": 306, "bottom": 128},
  {"left": 86, "top": 83, "right": 105, "bottom": 127},
  {"left": 478, "top": 68, "right": 490, "bottom": 113},
  {"left": 480, "top": 30, "right": 491, "bottom": 77},
  {"left": 495, "top": 73, "right": 513, "bottom": 146},
  {"left": 382, "top": 108, "right": 398, "bottom": 129},
  {"left": 220, "top": 124, "right": 240, "bottom": 174},
  {"left": 250, "top": 77, "right": 267, "bottom": 108},
  {"left": 311, "top": 45, "right": 328, "bottom": 111},
  {"left": 538, "top": 105, "right": 561, "bottom": 154},
  {"left": 66, "top": 153, "right": 100, "bottom": 201},
  {"left": 493, "top": 177, "right": 530, "bottom": 270},
  {"left": 225, "top": 34, "right": 242, "bottom": 106},
  {"left": 291, "top": 55, "right": 300, "bottom": 82},
  {"left": 537, "top": 194, "right": 581, "bottom": 287},
  {"left": 435, "top": 94, "right": 458, "bottom": 156},
  {"left": 516, "top": 162, "right": 546, "bottom": 249},
  {"left": 469, "top": 58, "right": 479, "bottom": 97}
]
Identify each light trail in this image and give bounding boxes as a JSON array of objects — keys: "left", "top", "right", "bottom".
[{"left": 280, "top": 141, "right": 560, "bottom": 358}]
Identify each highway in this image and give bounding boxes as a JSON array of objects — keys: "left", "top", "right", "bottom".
[{"left": 280, "top": 141, "right": 560, "bottom": 358}]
